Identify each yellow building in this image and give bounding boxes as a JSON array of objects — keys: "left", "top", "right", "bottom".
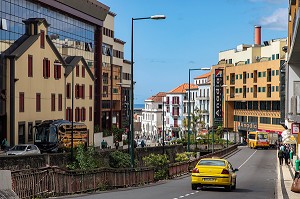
[
  {"left": 211, "top": 27, "right": 286, "bottom": 141},
  {"left": 2, "top": 18, "right": 94, "bottom": 146}
]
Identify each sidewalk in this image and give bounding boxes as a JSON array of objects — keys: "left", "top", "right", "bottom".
[{"left": 276, "top": 155, "right": 299, "bottom": 199}]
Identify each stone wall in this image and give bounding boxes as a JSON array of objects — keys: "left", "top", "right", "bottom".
[{"left": 0, "top": 145, "right": 185, "bottom": 171}]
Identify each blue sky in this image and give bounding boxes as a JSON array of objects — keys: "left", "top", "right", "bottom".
[{"left": 99, "top": 0, "right": 288, "bottom": 104}]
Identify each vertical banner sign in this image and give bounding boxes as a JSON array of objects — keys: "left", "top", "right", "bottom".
[{"left": 214, "top": 69, "right": 223, "bottom": 125}]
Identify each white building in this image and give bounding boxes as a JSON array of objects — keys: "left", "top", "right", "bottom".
[
  {"left": 194, "top": 72, "right": 211, "bottom": 128},
  {"left": 142, "top": 92, "right": 166, "bottom": 140},
  {"left": 165, "top": 83, "right": 197, "bottom": 139}
]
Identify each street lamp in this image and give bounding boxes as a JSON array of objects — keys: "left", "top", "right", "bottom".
[
  {"left": 162, "top": 99, "right": 165, "bottom": 154},
  {"left": 130, "top": 15, "right": 166, "bottom": 167},
  {"left": 222, "top": 85, "right": 229, "bottom": 148},
  {"left": 187, "top": 67, "right": 210, "bottom": 152}
]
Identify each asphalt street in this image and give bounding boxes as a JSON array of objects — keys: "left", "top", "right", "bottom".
[{"left": 62, "top": 146, "right": 277, "bottom": 199}]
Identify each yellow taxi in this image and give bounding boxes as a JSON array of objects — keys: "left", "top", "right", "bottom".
[{"left": 191, "top": 157, "right": 238, "bottom": 191}]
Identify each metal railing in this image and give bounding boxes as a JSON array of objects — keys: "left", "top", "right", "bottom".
[
  {"left": 12, "top": 167, "right": 154, "bottom": 199},
  {"left": 168, "top": 144, "right": 239, "bottom": 178}
]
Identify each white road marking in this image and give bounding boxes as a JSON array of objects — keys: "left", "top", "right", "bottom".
[
  {"left": 190, "top": 192, "right": 195, "bottom": 194},
  {"left": 185, "top": 194, "right": 190, "bottom": 196},
  {"left": 238, "top": 150, "right": 257, "bottom": 169},
  {"left": 179, "top": 196, "right": 184, "bottom": 198}
]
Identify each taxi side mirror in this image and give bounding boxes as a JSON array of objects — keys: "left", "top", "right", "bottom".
[{"left": 233, "top": 168, "right": 239, "bottom": 172}]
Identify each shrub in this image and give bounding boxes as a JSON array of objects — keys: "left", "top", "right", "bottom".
[
  {"left": 175, "top": 152, "right": 195, "bottom": 162},
  {"left": 143, "top": 154, "right": 169, "bottom": 181},
  {"left": 109, "top": 150, "right": 131, "bottom": 168},
  {"left": 67, "top": 144, "right": 97, "bottom": 170}
]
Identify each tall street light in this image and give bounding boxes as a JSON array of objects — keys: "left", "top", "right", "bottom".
[
  {"left": 162, "top": 99, "right": 165, "bottom": 154},
  {"left": 222, "top": 84, "right": 229, "bottom": 149},
  {"left": 187, "top": 67, "right": 210, "bottom": 152},
  {"left": 130, "top": 15, "right": 166, "bottom": 167}
]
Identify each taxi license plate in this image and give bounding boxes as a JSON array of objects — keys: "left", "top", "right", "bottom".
[{"left": 203, "top": 178, "right": 215, "bottom": 181}]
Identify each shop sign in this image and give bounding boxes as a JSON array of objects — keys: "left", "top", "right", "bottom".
[
  {"left": 238, "top": 122, "right": 258, "bottom": 131},
  {"left": 292, "top": 123, "right": 300, "bottom": 134}
]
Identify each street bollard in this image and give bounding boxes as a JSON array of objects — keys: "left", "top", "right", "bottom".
[{"left": 295, "top": 160, "right": 300, "bottom": 172}]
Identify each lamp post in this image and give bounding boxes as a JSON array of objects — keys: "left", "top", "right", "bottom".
[
  {"left": 162, "top": 99, "right": 165, "bottom": 154},
  {"left": 130, "top": 15, "right": 166, "bottom": 167},
  {"left": 222, "top": 85, "right": 229, "bottom": 148},
  {"left": 187, "top": 67, "right": 210, "bottom": 152}
]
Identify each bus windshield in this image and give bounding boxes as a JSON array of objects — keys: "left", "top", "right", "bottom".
[{"left": 35, "top": 125, "right": 57, "bottom": 142}]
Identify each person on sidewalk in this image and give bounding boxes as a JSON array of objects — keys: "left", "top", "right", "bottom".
[
  {"left": 278, "top": 149, "right": 284, "bottom": 165},
  {"left": 284, "top": 148, "right": 290, "bottom": 165}
]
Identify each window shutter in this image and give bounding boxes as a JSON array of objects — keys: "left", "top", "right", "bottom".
[
  {"left": 58, "top": 65, "right": 61, "bottom": 79},
  {"left": 47, "top": 60, "right": 50, "bottom": 78},
  {"left": 43, "top": 59, "right": 46, "bottom": 77},
  {"left": 82, "top": 85, "right": 85, "bottom": 99},
  {"left": 82, "top": 66, "right": 85, "bottom": 78},
  {"left": 89, "top": 85, "right": 92, "bottom": 99},
  {"left": 54, "top": 64, "right": 57, "bottom": 79}
]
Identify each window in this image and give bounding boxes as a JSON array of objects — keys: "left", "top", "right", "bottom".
[
  {"left": 89, "top": 85, "right": 93, "bottom": 99},
  {"left": 36, "top": 93, "right": 41, "bottom": 112},
  {"left": 51, "top": 94, "right": 55, "bottom": 111},
  {"left": 66, "top": 83, "right": 71, "bottom": 99},
  {"left": 89, "top": 107, "right": 93, "bottom": 121},
  {"left": 236, "top": 74, "right": 238, "bottom": 80},
  {"left": 260, "top": 117, "right": 271, "bottom": 124},
  {"left": 66, "top": 107, "right": 71, "bottom": 121},
  {"left": 263, "top": 72, "right": 266, "bottom": 77},
  {"left": 82, "top": 107, "right": 86, "bottom": 121},
  {"left": 258, "top": 72, "right": 262, "bottom": 77},
  {"left": 276, "top": 70, "right": 279, "bottom": 76},
  {"left": 58, "top": 94, "right": 62, "bottom": 111},
  {"left": 82, "top": 65, "right": 85, "bottom": 78},
  {"left": 19, "top": 92, "right": 24, "bottom": 112},
  {"left": 260, "top": 101, "right": 266, "bottom": 110},
  {"left": 262, "top": 87, "right": 266, "bottom": 92},
  {"left": 54, "top": 63, "right": 61, "bottom": 79},
  {"left": 76, "top": 65, "right": 79, "bottom": 77},
  {"left": 40, "top": 30, "right": 45, "bottom": 48},
  {"left": 43, "top": 58, "right": 50, "bottom": 78},
  {"left": 28, "top": 55, "right": 33, "bottom": 77},
  {"left": 239, "top": 74, "right": 242, "bottom": 79},
  {"left": 272, "top": 118, "right": 281, "bottom": 125},
  {"left": 81, "top": 84, "right": 85, "bottom": 99},
  {"left": 276, "top": 86, "right": 279, "bottom": 91}
]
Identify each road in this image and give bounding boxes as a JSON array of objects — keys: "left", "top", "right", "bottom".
[{"left": 65, "top": 146, "right": 277, "bottom": 199}]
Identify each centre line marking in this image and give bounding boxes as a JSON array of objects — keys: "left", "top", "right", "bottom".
[{"left": 238, "top": 150, "right": 257, "bottom": 169}]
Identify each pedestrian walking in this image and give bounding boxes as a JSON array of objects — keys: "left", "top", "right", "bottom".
[
  {"left": 278, "top": 149, "right": 284, "bottom": 165},
  {"left": 284, "top": 148, "right": 290, "bottom": 165}
]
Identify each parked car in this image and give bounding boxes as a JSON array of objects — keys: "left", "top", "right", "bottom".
[
  {"left": 191, "top": 157, "right": 238, "bottom": 191},
  {"left": 6, "top": 144, "right": 41, "bottom": 155}
]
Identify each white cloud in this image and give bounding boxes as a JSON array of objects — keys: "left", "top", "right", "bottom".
[{"left": 259, "top": 8, "right": 288, "bottom": 31}]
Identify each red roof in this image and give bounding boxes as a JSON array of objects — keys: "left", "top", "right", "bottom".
[{"left": 167, "top": 83, "right": 198, "bottom": 94}]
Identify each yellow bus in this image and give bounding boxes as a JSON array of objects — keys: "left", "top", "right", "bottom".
[{"left": 247, "top": 131, "right": 270, "bottom": 149}]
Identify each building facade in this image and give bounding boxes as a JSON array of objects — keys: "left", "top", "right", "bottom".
[
  {"left": 212, "top": 27, "right": 286, "bottom": 142},
  {"left": 165, "top": 83, "right": 197, "bottom": 139},
  {"left": 142, "top": 92, "right": 166, "bottom": 140},
  {"left": 194, "top": 72, "right": 211, "bottom": 129}
]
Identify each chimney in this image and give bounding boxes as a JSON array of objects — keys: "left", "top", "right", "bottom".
[{"left": 254, "top": 25, "right": 261, "bottom": 45}]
